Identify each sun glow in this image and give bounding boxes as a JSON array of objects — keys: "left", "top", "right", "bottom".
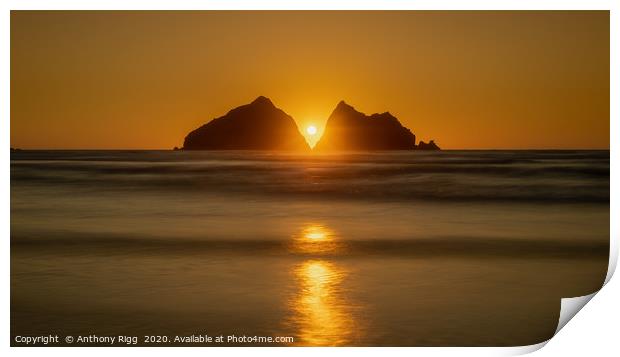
[
  {"left": 304, "top": 226, "right": 328, "bottom": 241},
  {"left": 306, "top": 232, "right": 325, "bottom": 240},
  {"left": 306, "top": 125, "right": 317, "bottom": 136},
  {"left": 291, "top": 223, "right": 344, "bottom": 255}
]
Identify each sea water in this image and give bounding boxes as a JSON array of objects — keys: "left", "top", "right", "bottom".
[{"left": 10, "top": 150, "right": 609, "bottom": 346}]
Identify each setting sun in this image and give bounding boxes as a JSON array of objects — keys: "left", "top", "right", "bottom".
[{"left": 306, "top": 125, "right": 317, "bottom": 136}]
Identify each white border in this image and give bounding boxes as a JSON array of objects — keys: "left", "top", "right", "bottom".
[{"left": 2, "top": 1, "right": 617, "bottom": 356}]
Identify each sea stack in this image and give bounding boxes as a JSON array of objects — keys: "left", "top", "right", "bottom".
[
  {"left": 315, "top": 101, "right": 419, "bottom": 151},
  {"left": 182, "top": 96, "right": 309, "bottom": 150},
  {"left": 417, "top": 140, "right": 441, "bottom": 150}
]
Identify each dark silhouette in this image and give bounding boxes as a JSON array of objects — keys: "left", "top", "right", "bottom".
[
  {"left": 315, "top": 100, "right": 439, "bottom": 151},
  {"left": 181, "top": 97, "right": 439, "bottom": 151},
  {"left": 182, "top": 96, "right": 309, "bottom": 151},
  {"left": 417, "top": 140, "right": 441, "bottom": 150},
  {"left": 315, "top": 101, "right": 415, "bottom": 150}
]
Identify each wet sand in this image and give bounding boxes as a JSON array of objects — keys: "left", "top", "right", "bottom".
[{"left": 11, "top": 233, "right": 607, "bottom": 346}]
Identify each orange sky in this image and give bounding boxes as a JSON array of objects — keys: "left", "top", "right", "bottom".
[{"left": 11, "top": 11, "right": 609, "bottom": 149}]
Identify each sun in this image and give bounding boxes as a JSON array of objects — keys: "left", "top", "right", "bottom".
[{"left": 306, "top": 125, "right": 317, "bottom": 136}]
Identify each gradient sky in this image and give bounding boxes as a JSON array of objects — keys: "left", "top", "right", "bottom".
[{"left": 11, "top": 11, "right": 609, "bottom": 149}]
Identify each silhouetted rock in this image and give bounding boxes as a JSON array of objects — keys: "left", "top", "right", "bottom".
[
  {"left": 315, "top": 101, "right": 417, "bottom": 151},
  {"left": 182, "top": 96, "right": 309, "bottom": 151},
  {"left": 417, "top": 140, "right": 441, "bottom": 150}
]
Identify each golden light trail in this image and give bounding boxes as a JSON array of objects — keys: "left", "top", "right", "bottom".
[
  {"left": 287, "top": 223, "right": 361, "bottom": 345},
  {"left": 290, "top": 259, "right": 356, "bottom": 346},
  {"left": 290, "top": 223, "right": 344, "bottom": 255}
]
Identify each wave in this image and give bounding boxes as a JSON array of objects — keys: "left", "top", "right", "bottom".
[
  {"left": 11, "top": 232, "right": 609, "bottom": 260},
  {"left": 10, "top": 150, "right": 610, "bottom": 204}
]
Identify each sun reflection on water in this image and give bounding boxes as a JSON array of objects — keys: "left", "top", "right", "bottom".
[
  {"left": 290, "top": 223, "right": 344, "bottom": 255},
  {"left": 291, "top": 260, "right": 356, "bottom": 346},
  {"left": 288, "top": 223, "right": 360, "bottom": 346}
]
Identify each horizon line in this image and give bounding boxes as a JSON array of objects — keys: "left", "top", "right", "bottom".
[{"left": 9, "top": 147, "right": 611, "bottom": 151}]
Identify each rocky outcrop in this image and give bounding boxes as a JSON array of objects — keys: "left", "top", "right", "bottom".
[
  {"left": 314, "top": 101, "right": 418, "bottom": 151},
  {"left": 416, "top": 140, "right": 441, "bottom": 150},
  {"left": 182, "top": 96, "right": 309, "bottom": 151},
  {"left": 181, "top": 97, "right": 440, "bottom": 151}
]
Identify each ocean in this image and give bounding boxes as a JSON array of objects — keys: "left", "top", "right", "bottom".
[{"left": 10, "top": 150, "right": 609, "bottom": 346}]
